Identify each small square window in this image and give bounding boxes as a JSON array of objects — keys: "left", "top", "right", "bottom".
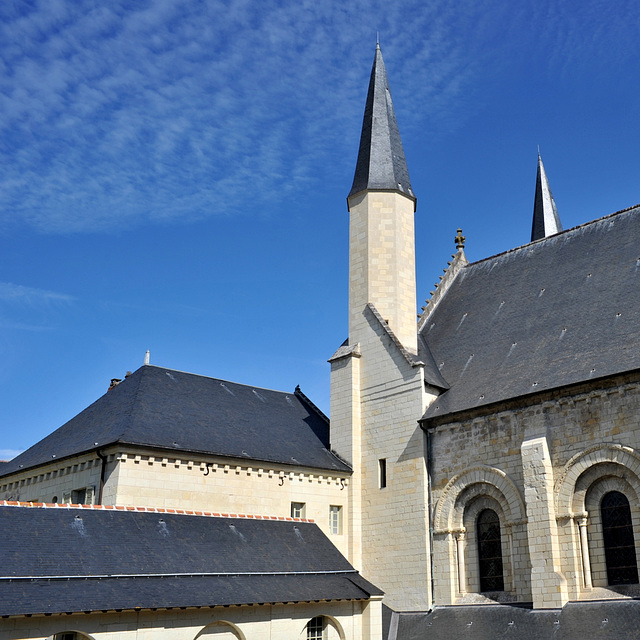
[
  {"left": 291, "top": 502, "right": 306, "bottom": 519},
  {"left": 379, "top": 458, "right": 387, "bottom": 489},
  {"left": 71, "top": 488, "right": 87, "bottom": 505},
  {"left": 329, "top": 505, "right": 342, "bottom": 535},
  {"left": 67, "top": 486, "right": 95, "bottom": 505}
]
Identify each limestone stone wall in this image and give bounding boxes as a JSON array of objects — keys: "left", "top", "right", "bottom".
[
  {"left": 111, "top": 449, "right": 350, "bottom": 556},
  {"left": 334, "top": 306, "right": 434, "bottom": 611},
  {"left": 0, "top": 599, "right": 382, "bottom": 640},
  {"left": 0, "top": 450, "right": 351, "bottom": 556},
  {"left": 348, "top": 191, "right": 417, "bottom": 354},
  {"left": 428, "top": 373, "right": 640, "bottom": 608},
  {"left": 0, "top": 453, "right": 103, "bottom": 505},
  {"left": 329, "top": 345, "right": 363, "bottom": 567}
]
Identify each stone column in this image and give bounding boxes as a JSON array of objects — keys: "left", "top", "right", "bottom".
[
  {"left": 578, "top": 516, "right": 593, "bottom": 589},
  {"left": 456, "top": 531, "right": 467, "bottom": 594},
  {"left": 521, "top": 435, "right": 568, "bottom": 608}
]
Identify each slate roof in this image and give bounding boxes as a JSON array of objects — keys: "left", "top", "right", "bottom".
[
  {"left": 0, "top": 503, "right": 381, "bottom": 616},
  {"left": 394, "top": 601, "right": 640, "bottom": 640},
  {"left": 348, "top": 44, "right": 415, "bottom": 202},
  {"left": 421, "top": 205, "right": 640, "bottom": 421},
  {"left": 0, "top": 365, "right": 350, "bottom": 476}
]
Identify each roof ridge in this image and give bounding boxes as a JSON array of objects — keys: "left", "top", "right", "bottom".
[
  {"left": 117, "top": 364, "right": 147, "bottom": 443},
  {"left": 470, "top": 203, "right": 640, "bottom": 268},
  {"left": 3, "top": 569, "right": 360, "bottom": 581},
  {"left": 365, "top": 303, "right": 424, "bottom": 367},
  {"left": 418, "top": 247, "right": 469, "bottom": 330},
  {"left": 294, "top": 385, "right": 329, "bottom": 424},
  {"left": 0, "top": 500, "right": 316, "bottom": 522},
  {"left": 142, "top": 364, "right": 300, "bottom": 396}
]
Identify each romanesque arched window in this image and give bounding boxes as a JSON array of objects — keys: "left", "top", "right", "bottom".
[
  {"left": 601, "top": 491, "right": 639, "bottom": 585},
  {"left": 477, "top": 508, "right": 504, "bottom": 591}
]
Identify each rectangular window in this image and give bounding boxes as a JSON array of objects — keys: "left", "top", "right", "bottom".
[
  {"left": 71, "top": 488, "right": 87, "bottom": 505},
  {"left": 329, "top": 505, "right": 342, "bottom": 535},
  {"left": 291, "top": 502, "right": 306, "bottom": 519},
  {"left": 68, "top": 486, "right": 95, "bottom": 505},
  {"left": 379, "top": 458, "right": 387, "bottom": 489}
]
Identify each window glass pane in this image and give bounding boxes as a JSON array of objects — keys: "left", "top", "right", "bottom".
[
  {"left": 329, "top": 505, "right": 342, "bottom": 535},
  {"left": 601, "top": 491, "right": 639, "bottom": 585},
  {"left": 477, "top": 509, "right": 504, "bottom": 592},
  {"left": 306, "top": 616, "right": 324, "bottom": 640}
]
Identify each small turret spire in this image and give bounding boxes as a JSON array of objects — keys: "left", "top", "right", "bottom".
[
  {"left": 348, "top": 45, "right": 415, "bottom": 204},
  {"left": 531, "top": 152, "right": 562, "bottom": 241}
]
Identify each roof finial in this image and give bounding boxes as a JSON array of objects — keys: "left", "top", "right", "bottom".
[
  {"left": 144, "top": 350, "right": 150, "bottom": 365},
  {"left": 376, "top": 33, "right": 380, "bottom": 49},
  {"left": 537, "top": 144, "right": 541, "bottom": 157},
  {"left": 455, "top": 228, "right": 466, "bottom": 250}
]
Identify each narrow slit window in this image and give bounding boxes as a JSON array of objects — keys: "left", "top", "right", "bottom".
[
  {"left": 329, "top": 505, "right": 342, "bottom": 535},
  {"left": 379, "top": 458, "right": 387, "bottom": 489}
]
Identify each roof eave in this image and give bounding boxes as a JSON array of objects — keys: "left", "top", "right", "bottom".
[{"left": 420, "top": 368, "right": 640, "bottom": 428}]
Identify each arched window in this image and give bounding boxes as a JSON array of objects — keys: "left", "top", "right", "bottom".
[
  {"left": 601, "top": 491, "right": 639, "bottom": 585},
  {"left": 306, "top": 617, "right": 325, "bottom": 640},
  {"left": 477, "top": 509, "right": 504, "bottom": 592}
]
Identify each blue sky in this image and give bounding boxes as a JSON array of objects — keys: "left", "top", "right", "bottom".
[{"left": 1, "top": 0, "right": 639, "bottom": 459}]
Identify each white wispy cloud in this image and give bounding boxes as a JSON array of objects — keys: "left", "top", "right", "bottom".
[
  {"left": 0, "top": 0, "right": 481, "bottom": 232},
  {"left": 0, "top": 283, "right": 74, "bottom": 306},
  {"left": 0, "top": 0, "right": 632, "bottom": 234}
]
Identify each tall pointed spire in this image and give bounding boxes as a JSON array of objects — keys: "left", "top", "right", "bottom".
[
  {"left": 346, "top": 45, "right": 418, "bottom": 354},
  {"left": 531, "top": 153, "right": 562, "bottom": 241},
  {"left": 348, "top": 44, "right": 415, "bottom": 204}
]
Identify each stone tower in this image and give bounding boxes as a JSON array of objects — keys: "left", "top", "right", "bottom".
[
  {"left": 329, "top": 45, "right": 434, "bottom": 611},
  {"left": 347, "top": 43, "right": 418, "bottom": 355}
]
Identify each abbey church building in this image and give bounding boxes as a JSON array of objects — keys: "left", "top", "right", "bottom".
[{"left": 3, "top": 45, "right": 640, "bottom": 640}]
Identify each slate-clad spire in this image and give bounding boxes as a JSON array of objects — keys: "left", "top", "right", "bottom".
[
  {"left": 531, "top": 153, "right": 562, "bottom": 241},
  {"left": 348, "top": 44, "right": 415, "bottom": 203}
]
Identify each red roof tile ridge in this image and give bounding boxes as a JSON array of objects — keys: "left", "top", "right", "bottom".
[{"left": 0, "top": 500, "right": 316, "bottom": 522}]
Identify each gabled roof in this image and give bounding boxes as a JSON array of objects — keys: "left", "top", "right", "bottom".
[
  {"left": 421, "top": 205, "right": 640, "bottom": 421},
  {"left": 531, "top": 153, "right": 562, "bottom": 241},
  {"left": 1, "top": 365, "right": 350, "bottom": 476},
  {"left": 0, "top": 503, "right": 381, "bottom": 616},
  {"left": 348, "top": 44, "right": 415, "bottom": 202}
]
